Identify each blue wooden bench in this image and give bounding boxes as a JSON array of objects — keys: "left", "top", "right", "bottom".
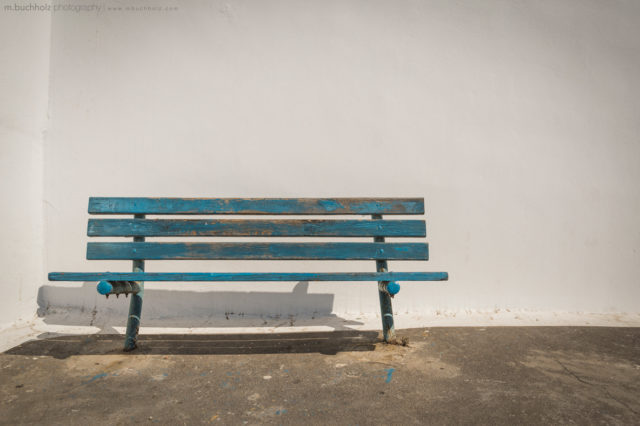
[{"left": 49, "top": 197, "right": 448, "bottom": 351}]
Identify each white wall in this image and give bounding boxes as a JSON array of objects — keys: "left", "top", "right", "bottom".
[
  {"left": 0, "top": 9, "right": 50, "bottom": 327},
  {"left": 40, "top": 0, "right": 640, "bottom": 319}
]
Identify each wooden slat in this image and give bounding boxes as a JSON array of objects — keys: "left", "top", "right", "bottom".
[
  {"left": 87, "top": 219, "right": 426, "bottom": 237},
  {"left": 88, "top": 197, "right": 425, "bottom": 215},
  {"left": 49, "top": 271, "right": 448, "bottom": 281},
  {"left": 86, "top": 242, "right": 428, "bottom": 260}
]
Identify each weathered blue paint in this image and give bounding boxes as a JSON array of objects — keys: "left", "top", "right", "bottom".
[
  {"left": 87, "top": 219, "right": 426, "bottom": 238},
  {"left": 49, "top": 271, "right": 449, "bottom": 282},
  {"left": 97, "top": 280, "right": 112, "bottom": 295},
  {"left": 86, "top": 242, "right": 429, "bottom": 260},
  {"left": 88, "top": 197, "right": 425, "bottom": 215},
  {"left": 387, "top": 282, "right": 401, "bottom": 295},
  {"left": 124, "top": 214, "right": 145, "bottom": 352},
  {"left": 373, "top": 214, "right": 397, "bottom": 343}
]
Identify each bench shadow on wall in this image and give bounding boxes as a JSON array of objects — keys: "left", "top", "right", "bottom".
[{"left": 13, "top": 281, "right": 377, "bottom": 357}]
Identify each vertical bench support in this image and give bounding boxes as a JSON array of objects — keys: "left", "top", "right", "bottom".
[
  {"left": 124, "top": 213, "right": 145, "bottom": 351},
  {"left": 372, "top": 214, "right": 397, "bottom": 343}
]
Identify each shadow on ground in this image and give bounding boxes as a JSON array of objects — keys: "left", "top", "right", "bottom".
[{"left": 5, "top": 330, "right": 379, "bottom": 359}]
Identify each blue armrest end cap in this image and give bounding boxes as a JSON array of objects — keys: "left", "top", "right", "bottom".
[
  {"left": 97, "top": 281, "right": 113, "bottom": 295},
  {"left": 387, "top": 281, "right": 400, "bottom": 295}
]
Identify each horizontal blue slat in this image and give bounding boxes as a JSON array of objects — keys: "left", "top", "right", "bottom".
[
  {"left": 87, "top": 219, "right": 426, "bottom": 237},
  {"left": 88, "top": 197, "right": 425, "bottom": 215},
  {"left": 48, "top": 272, "right": 448, "bottom": 282},
  {"left": 86, "top": 242, "right": 429, "bottom": 260}
]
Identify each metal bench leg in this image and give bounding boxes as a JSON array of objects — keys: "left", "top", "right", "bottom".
[
  {"left": 123, "top": 272, "right": 143, "bottom": 351},
  {"left": 124, "top": 215, "right": 145, "bottom": 351},
  {"left": 378, "top": 281, "right": 396, "bottom": 343},
  {"left": 372, "top": 214, "right": 397, "bottom": 343}
]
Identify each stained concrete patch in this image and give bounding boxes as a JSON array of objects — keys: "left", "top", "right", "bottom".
[
  {"left": 1, "top": 327, "right": 639, "bottom": 424},
  {"left": 329, "top": 340, "right": 461, "bottom": 379}
]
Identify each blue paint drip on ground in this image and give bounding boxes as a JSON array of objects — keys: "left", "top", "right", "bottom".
[
  {"left": 83, "top": 373, "right": 108, "bottom": 384},
  {"left": 276, "top": 409, "right": 287, "bottom": 415},
  {"left": 384, "top": 368, "right": 395, "bottom": 383}
]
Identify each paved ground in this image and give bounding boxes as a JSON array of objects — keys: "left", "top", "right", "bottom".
[{"left": 1, "top": 327, "right": 639, "bottom": 425}]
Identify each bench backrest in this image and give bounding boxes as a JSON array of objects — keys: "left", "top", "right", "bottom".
[{"left": 86, "top": 197, "right": 429, "bottom": 261}]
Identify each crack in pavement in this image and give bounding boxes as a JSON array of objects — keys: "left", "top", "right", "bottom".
[{"left": 554, "top": 358, "right": 639, "bottom": 416}]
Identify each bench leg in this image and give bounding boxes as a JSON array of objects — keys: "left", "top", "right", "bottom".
[
  {"left": 123, "top": 279, "right": 143, "bottom": 351},
  {"left": 378, "top": 283, "right": 396, "bottom": 343},
  {"left": 372, "top": 213, "right": 397, "bottom": 343},
  {"left": 124, "top": 219, "right": 145, "bottom": 352}
]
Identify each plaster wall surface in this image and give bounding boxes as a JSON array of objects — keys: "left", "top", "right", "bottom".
[
  {"left": 41, "top": 0, "right": 640, "bottom": 319},
  {"left": 0, "top": 8, "right": 50, "bottom": 327}
]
